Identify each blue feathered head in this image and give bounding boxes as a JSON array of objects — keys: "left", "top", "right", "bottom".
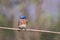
[{"left": 20, "top": 16, "right": 26, "bottom": 19}]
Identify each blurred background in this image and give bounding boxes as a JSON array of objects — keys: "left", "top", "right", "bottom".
[{"left": 0, "top": 0, "right": 60, "bottom": 40}]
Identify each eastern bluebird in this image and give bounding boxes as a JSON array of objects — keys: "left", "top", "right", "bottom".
[{"left": 18, "top": 16, "right": 28, "bottom": 30}]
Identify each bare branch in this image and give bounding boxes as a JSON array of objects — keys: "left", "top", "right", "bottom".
[{"left": 0, "top": 27, "right": 60, "bottom": 34}]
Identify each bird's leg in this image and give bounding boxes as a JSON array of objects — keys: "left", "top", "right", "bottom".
[
  {"left": 24, "top": 28, "right": 26, "bottom": 31},
  {"left": 18, "top": 27, "right": 22, "bottom": 31}
]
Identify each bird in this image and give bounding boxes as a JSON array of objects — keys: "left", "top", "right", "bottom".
[{"left": 18, "top": 16, "right": 28, "bottom": 31}]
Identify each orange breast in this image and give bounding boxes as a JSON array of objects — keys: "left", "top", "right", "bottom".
[{"left": 20, "top": 19, "right": 27, "bottom": 25}]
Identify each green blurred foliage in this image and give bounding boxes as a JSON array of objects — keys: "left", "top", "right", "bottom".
[
  {"left": 0, "top": 15, "right": 13, "bottom": 27},
  {"left": 18, "top": 3, "right": 25, "bottom": 11},
  {"left": 30, "top": 0, "right": 36, "bottom": 4},
  {"left": 39, "top": 10, "right": 60, "bottom": 40},
  {"left": 0, "top": 15, "right": 7, "bottom": 26},
  {"left": 40, "top": 33, "right": 57, "bottom": 40},
  {"left": 0, "top": 14, "right": 14, "bottom": 40}
]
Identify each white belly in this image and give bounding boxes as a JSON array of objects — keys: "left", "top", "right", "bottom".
[{"left": 19, "top": 24, "right": 26, "bottom": 28}]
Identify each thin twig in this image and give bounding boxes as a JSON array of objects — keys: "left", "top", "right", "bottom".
[{"left": 0, "top": 27, "right": 60, "bottom": 34}]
